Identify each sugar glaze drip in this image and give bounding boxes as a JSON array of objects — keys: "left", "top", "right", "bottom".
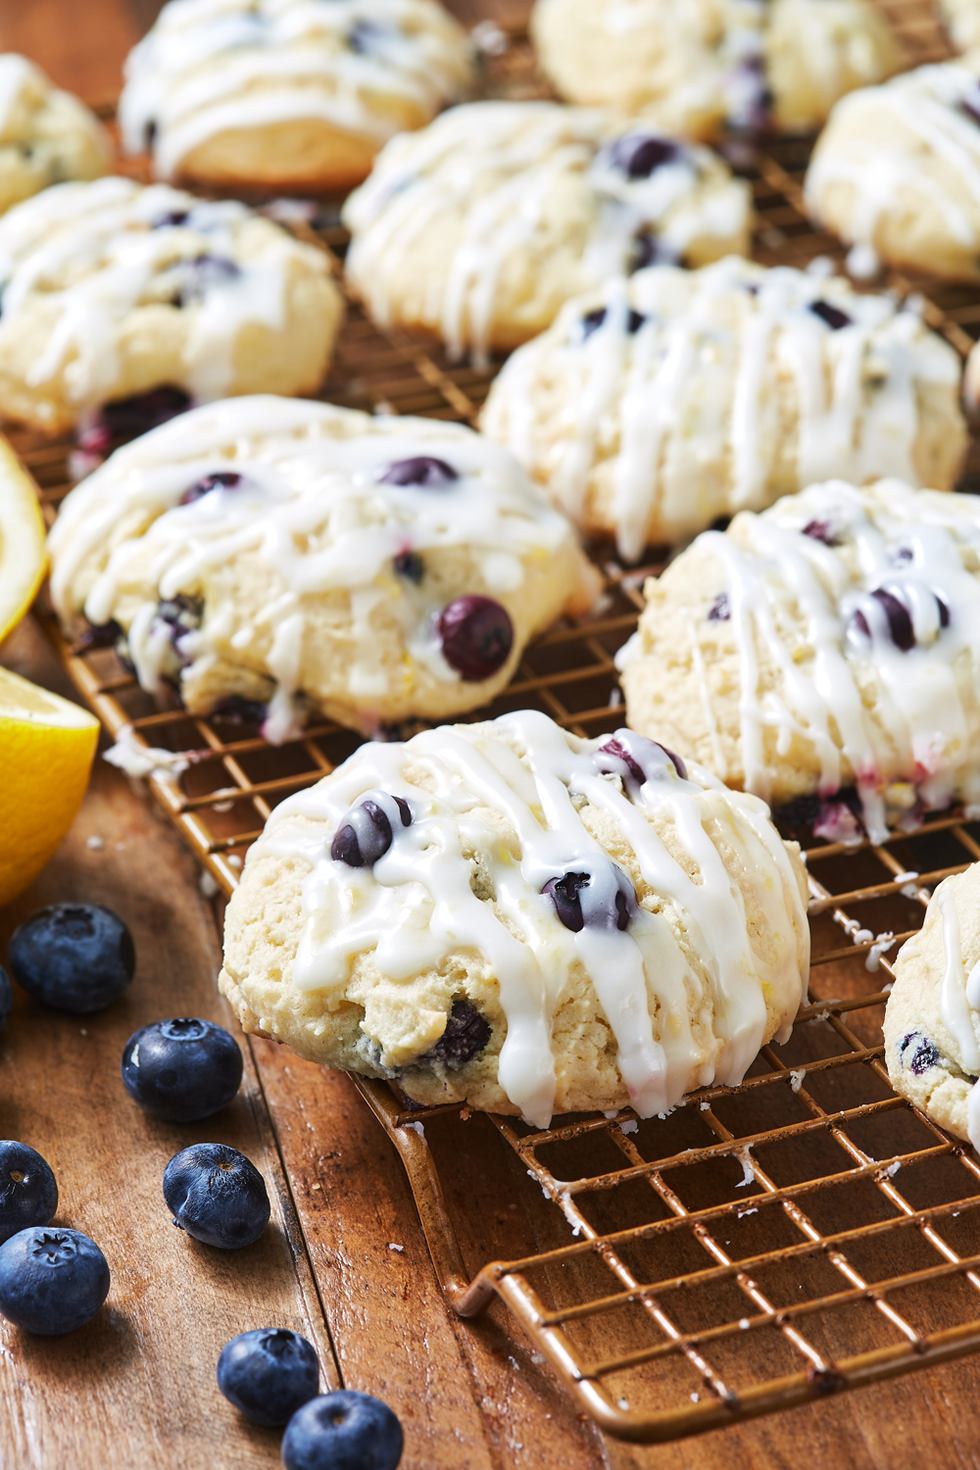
[{"left": 258, "top": 709, "right": 809, "bottom": 1127}]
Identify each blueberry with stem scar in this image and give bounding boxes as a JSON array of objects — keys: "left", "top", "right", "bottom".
[
  {"left": 163, "top": 1143, "right": 270, "bottom": 1250},
  {"left": 0, "top": 1228, "right": 109, "bottom": 1335},
  {"left": 437, "top": 596, "right": 513, "bottom": 681},
  {"left": 0, "top": 1143, "right": 58, "bottom": 1244},
  {"left": 217, "top": 1327, "right": 319, "bottom": 1426}
]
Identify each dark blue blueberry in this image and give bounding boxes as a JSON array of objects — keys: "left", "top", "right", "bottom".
[
  {"left": 378, "top": 457, "right": 458, "bottom": 488},
  {"left": 580, "top": 306, "right": 646, "bottom": 340},
  {"left": 393, "top": 550, "right": 424, "bottom": 584},
  {"left": 809, "top": 300, "right": 852, "bottom": 331},
  {"left": 0, "top": 1227, "right": 109, "bottom": 1335},
  {"left": 76, "top": 618, "right": 124, "bottom": 652},
  {"left": 610, "top": 134, "right": 679, "bottom": 179},
  {"left": 100, "top": 386, "right": 191, "bottom": 436},
  {"left": 0, "top": 967, "right": 11, "bottom": 1031},
  {"left": 852, "top": 588, "right": 914, "bottom": 650},
  {"left": 802, "top": 519, "right": 840, "bottom": 546},
  {"left": 121, "top": 1018, "right": 243, "bottom": 1123},
  {"left": 331, "top": 793, "right": 412, "bottom": 868},
  {"left": 707, "top": 590, "right": 730, "bottom": 623},
  {"left": 217, "top": 1327, "right": 319, "bottom": 1426},
  {"left": 596, "top": 729, "right": 687, "bottom": 786},
  {"left": 424, "top": 1000, "right": 491, "bottom": 1069},
  {"left": 938, "top": 596, "right": 951, "bottom": 628},
  {"left": 180, "top": 470, "right": 243, "bottom": 505},
  {"left": 543, "top": 861, "right": 635, "bottom": 935},
  {"left": 436, "top": 596, "right": 513, "bottom": 681},
  {"left": 163, "top": 1142, "right": 270, "bottom": 1250},
  {"left": 212, "top": 695, "right": 267, "bottom": 727},
  {"left": 631, "top": 234, "right": 667, "bottom": 272},
  {"left": 9, "top": 904, "right": 135, "bottom": 1014},
  {"left": 282, "top": 1390, "right": 404, "bottom": 1470},
  {"left": 893, "top": 545, "right": 914, "bottom": 564},
  {"left": 961, "top": 88, "right": 980, "bottom": 127},
  {"left": 899, "top": 1032, "right": 941, "bottom": 1076},
  {"left": 154, "top": 594, "right": 203, "bottom": 653},
  {"left": 0, "top": 1143, "right": 57, "bottom": 1244},
  {"left": 176, "top": 254, "right": 240, "bottom": 307},
  {"left": 348, "top": 19, "right": 382, "bottom": 53},
  {"left": 152, "top": 210, "right": 190, "bottom": 229}
]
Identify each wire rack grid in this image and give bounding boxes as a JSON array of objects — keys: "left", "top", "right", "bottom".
[{"left": 12, "top": 0, "right": 980, "bottom": 1443}]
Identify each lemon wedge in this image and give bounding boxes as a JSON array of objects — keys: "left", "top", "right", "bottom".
[
  {"left": 0, "top": 436, "right": 46, "bottom": 646},
  {"left": 0, "top": 665, "right": 100, "bottom": 909}
]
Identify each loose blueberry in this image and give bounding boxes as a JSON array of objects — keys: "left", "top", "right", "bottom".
[
  {"left": 809, "top": 300, "right": 852, "bottom": 331},
  {"left": 217, "top": 1327, "right": 319, "bottom": 1426},
  {"left": 163, "top": 1143, "right": 270, "bottom": 1250},
  {"left": 543, "top": 861, "right": 636, "bottom": 934},
  {"left": 707, "top": 591, "right": 730, "bottom": 623},
  {"left": 0, "top": 1143, "right": 57, "bottom": 1244},
  {"left": 393, "top": 550, "right": 424, "bottom": 584},
  {"left": 100, "top": 386, "right": 191, "bottom": 436},
  {"left": 610, "top": 134, "right": 679, "bottom": 179},
  {"left": 424, "top": 1000, "right": 491, "bottom": 1069},
  {"left": 0, "top": 967, "right": 11, "bottom": 1030},
  {"left": 9, "top": 904, "right": 135, "bottom": 1014},
  {"left": 899, "top": 1031, "right": 942, "bottom": 1076},
  {"left": 0, "top": 1227, "right": 109, "bottom": 1335},
  {"left": 121, "top": 1018, "right": 243, "bottom": 1123},
  {"left": 176, "top": 254, "right": 240, "bottom": 307},
  {"left": 580, "top": 306, "right": 646, "bottom": 340},
  {"left": 282, "top": 1390, "right": 404, "bottom": 1470},
  {"left": 180, "top": 470, "right": 243, "bottom": 505},
  {"left": 436, "top": 596, "right": 513, "bottom": 682},
  {"left": 331, "top": 793, "right": 412, "bottom": 868},
  {"left": 852, "top": 588, "right": 914, "bottom": 651},
  {"left": 378, "top": 456, "right": 458, "bottom": 488},
  {"left": 802, "top": 519, "right": 840, "bottom": 546}
]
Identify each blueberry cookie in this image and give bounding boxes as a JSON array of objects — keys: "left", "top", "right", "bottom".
[
  {"left": 621, "top": 479, "right": 980, "bottom": 844},
  {"left": 805, "top": 58, "right": 980, "bottom": 282},
  {"left": 48, "top": 397, "right": 598, "bottom": 742},
  {"left": 120, "top": 0, "right": 475, "bottom": 194},
  {"left": 884, "top": 863, "right": 980, "bottom": 1150},
  {"left": 481, "top": 256, "right": 965, "bottom": 560},
  {"left": 939, "top": 0, "right": 980, "bottom": 52},
  {"left": 0, "top": 53, "right": 111, "bottom": 217},
  {"left": 531, "top": 0, "right": 902, "bottom": 141},
  {"left": 342, "top": 101, "right": 753, "bottom": 363},
  {"left": 0, "top": 176, "right": 342, "bottom": 435},
  {"left": 218, "top": 709, "right": 810, "bottom": 1125}
]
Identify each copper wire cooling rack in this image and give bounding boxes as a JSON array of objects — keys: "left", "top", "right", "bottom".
[{"left": 12, "top": 0, "right": 980, "bottom": 1441}]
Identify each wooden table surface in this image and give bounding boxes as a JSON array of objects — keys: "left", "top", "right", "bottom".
[{"left": 2, "top": 1, "right": 980, "bottom": 1466}]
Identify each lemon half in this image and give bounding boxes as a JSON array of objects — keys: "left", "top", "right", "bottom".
[
  {"left": 0, "top": 436, "right": 46, "bottom": 646},
  {"left": 0, "top": 665, "right": 100, "bottom": 909}
]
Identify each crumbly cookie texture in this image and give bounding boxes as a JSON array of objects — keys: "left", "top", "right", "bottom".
[
  {"left": 119, "top": 0, "right": 475, "bottom": 193},
  {"left": 805, "top": 57, "right": 980, "bottom": 282},
  {"left": 531, "top": 0, "right": 901, "bottom": 140},
  {"left": 0, "top": 176, "right": 342, "bottom": 434},
  {"left": 0, "top": 54, "right": 111, "bottom": 216},
  {"left": 939, "top": 0, "right": 980, "bottom": 52},
  {"left": 480, "top": 256, "right": 966, "bottom": 560},
  {"left": 621, "top": 480, "right": 980, "bottom": 844},
  {"left": 884, "top": 863, "right": 980, "bottom": 1149},
  {"left": 48, "top": 396, "right": 598, "bottom": 742},
  {"left": 218, "top": 710, "right": 810, "bottom": 1126},
  {"left": 342, "top": 100, "right": 753, "bottom": 364}
]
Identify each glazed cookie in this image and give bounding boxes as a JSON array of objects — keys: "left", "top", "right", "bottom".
[
  {"left": 481, "top": 256, "right": 966, "bottom": 559},
  {"left": 939, "top": 0, "right": 980, "bottom": 52},
  {"left": 805, "top": 58, "right": 980, "bottom": 282},
  {"left": 532, "top": 0, "right": 902, "bottom": 141},
  {"left": 0, "top": 175, "right": 343, "bottom": 435},
  {"left": 621, "top": 480, "right": 980, "bottom": 844},
  {"left": 342, "top": 101, "right": 753, "bottom": 363},
  {"left": 883, "top": 863, "right": 980, "bottom": 1149},
  {"left": 119, "top": 0, "right": 475, "bottom": 193},
  {"left": 218, "top": 709, "right": 810, "bottom": 1125},
  {"left": 48, "top": 396, "right": 598, "bottom": 742},
  {"left": 0, "top": 54, "right": 111, "bottom": 216}
]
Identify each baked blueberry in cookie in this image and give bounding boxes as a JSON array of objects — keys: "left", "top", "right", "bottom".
[
  {"left": 218, "top": 709, "right": 809, "bottom": 1126},
  {"left": 48, "top": 396, "right": 598, "bottom": 742},
  {"left": 0, "top": 54, "right": 111, "bottom": 217}
]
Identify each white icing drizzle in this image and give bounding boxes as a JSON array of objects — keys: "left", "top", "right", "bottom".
[
  {"left": 665, "top": 481, "right": 980, "bottom": 841},
  {"left": 258, "top": 709, "right": 808, "bottom": 1126},
  {"left": 48, "top": 395, "right": 582, "bottom": 738},
  {"left": 0, "top": 176, "right": 315, "bottom": 410},
  {"left": 0, "top": 55, "right": 37, "bottom": 138},
  {"left": 342, "top": 101, "right": 752, "bottom": 365},
  {"left": 119, "top": 0, "right": 474, "bottom": 179},
  {"left": 482, "top": 256, "right": 960, "bottom": 558},
  {"left": 805, "top": 60, "right": 980, "bottom": 267}
]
